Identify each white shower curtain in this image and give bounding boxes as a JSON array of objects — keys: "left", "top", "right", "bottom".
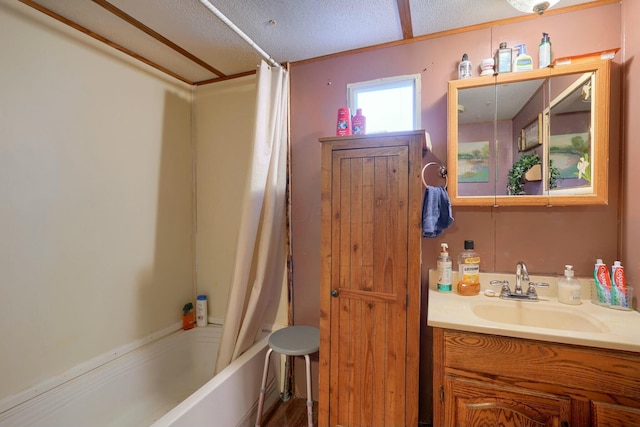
[{"left": 214, "top": 61, "right": 289, "bottom": 374}]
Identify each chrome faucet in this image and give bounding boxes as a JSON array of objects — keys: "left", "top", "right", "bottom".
[
  {"left": 515, "top": 261, "right": 529, "bottom": 295},
  {"left": 489, "top": 261, "right": 549, "bottom": 301}
]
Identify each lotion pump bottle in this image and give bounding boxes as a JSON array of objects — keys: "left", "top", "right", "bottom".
[
  {"left": 437, "top": 243, "right": 453, "bottom": 293},
  {"left": 539, "top": 32, "right": 552, "bottom": 68},
  {"left": 558, "top": 265, "right": 582, "bottom": 305},
  {"left": 513, "top": 44, "right": 533, "bottom": 72}
]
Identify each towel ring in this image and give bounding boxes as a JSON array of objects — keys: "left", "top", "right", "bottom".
[{"left": 421, "top": 162, "right": 448, "bottom": 189}]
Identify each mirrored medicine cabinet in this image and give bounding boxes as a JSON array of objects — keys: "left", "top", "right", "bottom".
[{"left": 447, "top": 59, "right": 611, "bottom": 206}]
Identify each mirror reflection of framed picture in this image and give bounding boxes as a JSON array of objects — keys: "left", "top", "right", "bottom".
[{"left": 520, "top": 113, "right": 543, "bottom": 151}]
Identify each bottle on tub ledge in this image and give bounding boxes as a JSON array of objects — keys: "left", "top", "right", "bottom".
[
  {"left": 182, "top": 302, "right": 195, "bottom": 330},
  {"left": 196, "top": 295, "right": 208, "bottom": 327},
  {"left": 457, "top": 240, "right": 480, "bottom": 296}
]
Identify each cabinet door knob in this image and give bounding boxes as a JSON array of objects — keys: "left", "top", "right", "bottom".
[{"left": 331, "top": 289, "right": 339, "bottom": 297}]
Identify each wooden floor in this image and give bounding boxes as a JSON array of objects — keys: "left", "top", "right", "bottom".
[{"left": 261, "top": 397, "right": 318, "bottom": 427}]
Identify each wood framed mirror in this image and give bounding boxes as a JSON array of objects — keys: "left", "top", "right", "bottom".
[{"left": 447, "top": 59, "right": 610, "bottom": 206}]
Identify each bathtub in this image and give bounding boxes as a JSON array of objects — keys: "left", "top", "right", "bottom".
[{"left": 0, "top": 325, "right": 278, "bottom": 427}]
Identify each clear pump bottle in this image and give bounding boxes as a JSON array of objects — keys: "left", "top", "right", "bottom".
[
  {"left": 437, "top": 243, "right": 452, "bottom": 292},
  {"left": 558, "top": 265, "right": 582, "bottom": 305}
]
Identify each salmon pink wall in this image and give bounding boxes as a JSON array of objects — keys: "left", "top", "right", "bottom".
[
  {"left": 290, "top": 3, "right": 624, "bottom": 422},
  {"left": 291, "top": 2, "right": 621, "bottom": 320},
  {"left": 622, "top": 0, "right": 640, "bottom": 291}
]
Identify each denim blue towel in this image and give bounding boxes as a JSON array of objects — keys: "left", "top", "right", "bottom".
[{"left": 422, "top": 186, "right": 454, "bottom": 238}]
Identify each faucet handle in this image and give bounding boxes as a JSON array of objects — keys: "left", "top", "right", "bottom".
[
  {"left": 490, "top": 280, "right": 511, "bottom": 297},
  {"left": 525, "top": 282, "right": 549, "bottom": 299},
  {"left": 528, "top": 281, "right": 549, "bottom": 288}
]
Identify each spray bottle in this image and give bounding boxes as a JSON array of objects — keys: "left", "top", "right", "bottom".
[{"left": 437, "top": 243, "right": 453, "bottom": 292}]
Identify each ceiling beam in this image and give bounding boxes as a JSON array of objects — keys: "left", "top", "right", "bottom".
[
  {"left": 396, "top": 0, "right": 413, "bottom": 39},
  {"left": 91, "top": 0, "right": 226, "bottom": 78},
  {"left": 18, "top": 0, "right": 194, "bottom": 85}
]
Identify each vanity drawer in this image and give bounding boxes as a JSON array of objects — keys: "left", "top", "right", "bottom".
[{"left": 441, "top": 329, "right": 640, "bottom": 398}]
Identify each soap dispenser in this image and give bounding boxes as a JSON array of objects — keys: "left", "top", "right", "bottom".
[
  {"left": 538, "top": 32, "right": 552, "bottom": 68},
  {"left": 513, "top": 44, "right": 533, "bottom": 72},
  {"left": 558, "top": 265, "right": 582, "bottom": 305},
  {"left": 437, "top": 243, "right": 452, "bottom": 293}
]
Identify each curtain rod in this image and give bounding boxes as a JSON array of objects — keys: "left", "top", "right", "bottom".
[{"left": 197, "top": 0, "right": 281, "bottom": 68}]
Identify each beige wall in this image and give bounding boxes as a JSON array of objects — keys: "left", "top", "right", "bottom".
[
  {"left": 0, "top": 1, "right": 289, "bottom": 404},
  {"left": 193, "top": 77, "right": 288, "bottom": 327},
  {"left": 0, "top": 2, "right": 193, "bottom": 400},
  {"left": 289, "top": 2, "right": 624, "bottom": 422}
]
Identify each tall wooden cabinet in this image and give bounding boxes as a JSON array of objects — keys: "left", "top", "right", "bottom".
[{"left": 319, "top": 131, "right": 424, "bottom": 427}]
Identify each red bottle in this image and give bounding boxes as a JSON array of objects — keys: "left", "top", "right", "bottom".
[
  {"left": 352, "top": 109, "right": 366, "bottom": 135},
  {"left": 336, "top": 108, "right": 352, "bottom": 136}
]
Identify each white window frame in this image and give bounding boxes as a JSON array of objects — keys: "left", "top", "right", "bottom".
[{"left": 347, "top": 74, "right": 421, "bottom": 133}]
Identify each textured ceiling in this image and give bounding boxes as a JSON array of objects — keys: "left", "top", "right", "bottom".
[{"left": 21, "top": 0, "right": 598, "bottom": 84}]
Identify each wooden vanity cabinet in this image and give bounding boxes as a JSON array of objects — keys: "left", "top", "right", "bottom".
[
  {"left": 319, "top": 131, "right": 424, "bottom": 427},
  {"left": 433, "top": 328, "right": 640, "bottom": 427}
]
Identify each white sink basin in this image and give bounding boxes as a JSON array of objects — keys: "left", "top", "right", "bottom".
[{"left": 471, "top": 301, "right": 609, "bottom": 333}]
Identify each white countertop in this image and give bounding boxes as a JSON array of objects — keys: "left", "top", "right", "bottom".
[{"left": 427, "top": 270, "right": 640, "bottom": 353}]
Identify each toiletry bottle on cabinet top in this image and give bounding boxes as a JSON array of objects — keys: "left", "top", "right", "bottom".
[
  {"left": 495, "top": 42, "right": 512, "bottom": 73},
  {"left": 352, "top": 109, "right": 366, "bottom": 135},
  {"left": 458, "top": 54, "right": 472, "bottom": 79},
  {"left": 539, "top": 32, "right": 552, "bottom": 68},
  {"left": 513, "top": 44, "right": 533, "bottom": 72},
  {"left": 457, "top": 240, "right": 480, "bottom": 296},
  {"left": 336, "top": 107, "right": 352, "bottom": 136}
]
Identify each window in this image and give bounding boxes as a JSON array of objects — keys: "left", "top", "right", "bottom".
[{"left": 347, "top": 74, "right": 421, "bottom": 134}]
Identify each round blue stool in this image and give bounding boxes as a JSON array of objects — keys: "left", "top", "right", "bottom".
[{"left": 255, "top": 325, "right": 320, "bottom": 427}]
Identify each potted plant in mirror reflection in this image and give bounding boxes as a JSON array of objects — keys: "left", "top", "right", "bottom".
[{"left": 507, "top": 153, "right": 561, "bottom": 195}]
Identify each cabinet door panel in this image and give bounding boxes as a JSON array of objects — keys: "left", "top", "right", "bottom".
[
  {"left": 445, "top": 375, "right": 570, "bottom": 427},
  {"left": 320, "top": 132, "right": 423, "bottom": 427},
  {"left": 593, "top": 401, "right": 640, "bottom": 427},
  {"left": 330, "top": 146, "right": 408, "bottom": 427}
]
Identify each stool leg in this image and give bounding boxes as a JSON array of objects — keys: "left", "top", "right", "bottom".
[
  {"left": 304, "top": 354, "right": 314, "bottom": 427},
  {"left": 255, "top": 348, "right": 273, "bottom": 427}
]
